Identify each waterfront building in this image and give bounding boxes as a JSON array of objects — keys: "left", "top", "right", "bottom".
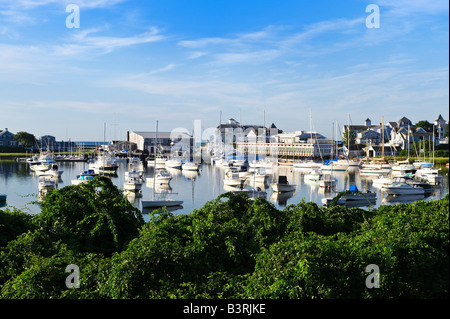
[
  {"left": 39, "top": 135, "right": 76, "bottom": 152},
  {"left": 216, "top": 118, "right": 281, "bottom": 145},
  {"left": 127, "top": 131, "right": 193, "bottom": 156},
  {"left": 434, "top": 114, "right": 448, "bottom": 144},
  {"left": 236, "top": 131, "right": 333, "bottom": 159},
  {"left": 0, "top": 128, "right": 16, "bottom": 147}
]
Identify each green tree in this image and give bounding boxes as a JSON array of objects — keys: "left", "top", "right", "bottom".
[
  {"left": 0, "top": 208, "right": 36, "bottom": 247},
  {"left": 415, "top": 120, "right": 433, "bottom": 132},
  {"left": 13, "top": 131, "right": 36, "bottom": 148},
  {"left": 36, "top": 176, "right": 144, "bottom": 255}
]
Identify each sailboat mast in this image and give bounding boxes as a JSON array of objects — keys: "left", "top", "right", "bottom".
[
  {"left": 433, "top": 124, "right": 435, "bottom": 165},
  {"left": 381, "top": 116, "right": 385, "bottom": 160},
  {"left": 152, "top": 120, "right": 158, "bottom": 200}
]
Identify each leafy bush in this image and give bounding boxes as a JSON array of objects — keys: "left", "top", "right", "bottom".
[
  {"left": 0, "top": 178, "right": 448, "bottom": 299},
  {"left": 36, "top": 176, "right": 144, "bottom": 254}
]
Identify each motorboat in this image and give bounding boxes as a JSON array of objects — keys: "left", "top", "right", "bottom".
[
  {"left": 382, "top": 176, "right": 425, "bottom": 195},
  {"left": 339, "top": 185, "right": 377, "bottom": 202},
  {"left": 372, "top": 175, "right": 394, "bottom": 186},
  {"left": 271, "top": 176, "right": 296, "bottom": 193},
  {"left": 89, "top": 154, "right": 119, "bottom": 174},
  {"left": 182, "top": 161, "right": 200, "bottom": 171},
  {"left": 244, "top": 167, "right": 267, "bottom": 183},
  {"left": 29, "top": 152, "right": 55, "bottom": 172},
  {"left": 123, "top": 171, "right": 143, "bottom": 192},
  {"left": 321, "top": 197, "right": 346, "bottom": 206},
  {"left": 165, "top": 158, "right": 183, "bottom": 169},
  {"left": 225, "top": 164, "right": 251, "bottom": 179},
  {"left": 318, "top": 173, "right": 337, "bottom": 189},
  {"left": 126, "top": 158, "right": 145, "bottom": 178},
  {"left": 72, "top": 170, "right": 96, "bottom": 185},
  {"left": 37, "top": 164, "right": 63, "bottom": 178},
  {"left": 30, "top": 162, "right": 52, "bottom": 172},
  {"left": 147, "top": 168, "right": 172, "bottom": 185},
  {"left": 415, "top": 167, "right": 442, "bottom": 185},
  {"left": 38, "top": 174, "right": 57, "bottom": 190},
  {"left": 0, "top": 193, "right": 6, "bottom": 202},
  {"left": 391, "top": 163, "right": 416, "bottom": 175},
  {"left": 224, "top": 172, "right": 244, "bottom": 187},
  {"left": 231, "top": 184, "right": 267, "bottom": 199}
]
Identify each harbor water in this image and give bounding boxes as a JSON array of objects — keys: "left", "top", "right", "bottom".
[{"left": 1, "top": 159, "right": 448, "bottom": 220}]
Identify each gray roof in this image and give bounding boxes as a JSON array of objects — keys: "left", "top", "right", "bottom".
[{"left": 131, "top": 131, "right": 192, "bottom": 139}]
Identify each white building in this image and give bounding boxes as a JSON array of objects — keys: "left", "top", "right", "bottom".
[
  {"left": 434, "top": 114, "right": 448, "bottom": 144},
  {"left": 236, "top": 131, "right": 334, "bottom": 159},
  {"left": 127, "top": 131, "right": 192, "bottom": 155}
]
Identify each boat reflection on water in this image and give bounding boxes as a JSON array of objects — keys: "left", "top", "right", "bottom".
[
  {"left": 382, "top": 194, "right": 426, "bottom": 204},
  {"left": 124, "top": 189, "right": 143, "bottom": 205},
  {"left": 141, "top": 204, "right": 184, "bottom": 215},
  {"left": 270, "top": 190, "right": 295, "bottom": 206}
]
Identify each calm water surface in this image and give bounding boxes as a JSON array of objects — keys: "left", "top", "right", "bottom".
[{"left": 1, "top": 160, "right": 448, "bottom": 220}]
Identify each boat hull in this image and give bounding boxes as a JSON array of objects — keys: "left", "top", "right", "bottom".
[
  {"left": 382, "top": 185, "right": 424, "bottom": 195},
  {"left": 271, "top": 183, "right": 296, "bottom": 192},
  {"left": 142, "top": 200, "right": 184, "bottom": 208}
]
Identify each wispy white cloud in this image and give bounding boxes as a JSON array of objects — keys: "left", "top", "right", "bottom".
[
  {"left": 178, "top": 18, "right": 366, "bottom": 65},
  {"left": 51, "top": 26, "right": 164, "bottom": 56},
  {"left": 0, "top": 0, "right": 126, "bottom": 10},
  {"left": 148, "top": 64, "right": 177, "bottom": 75}
]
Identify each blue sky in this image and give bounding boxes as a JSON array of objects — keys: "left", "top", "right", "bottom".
[{"left": 1, "top": 0, "right": 448, "bottom": 141}]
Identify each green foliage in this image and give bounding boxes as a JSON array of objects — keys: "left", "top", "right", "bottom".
[
  {"left": 0, "top": 177, "right": 448, "bottom": 299},
  {"left": 37, "top": 176, "right": 144, "bottom": 254},
  {"left": 414, "top": 120, "right": 434, "bottom": 133},
  {"left": 13, "top": 131, "right": 36, "bottom": 148},
  {"left": 0, "top": 208, "right": 37, "bottom": 247}
]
